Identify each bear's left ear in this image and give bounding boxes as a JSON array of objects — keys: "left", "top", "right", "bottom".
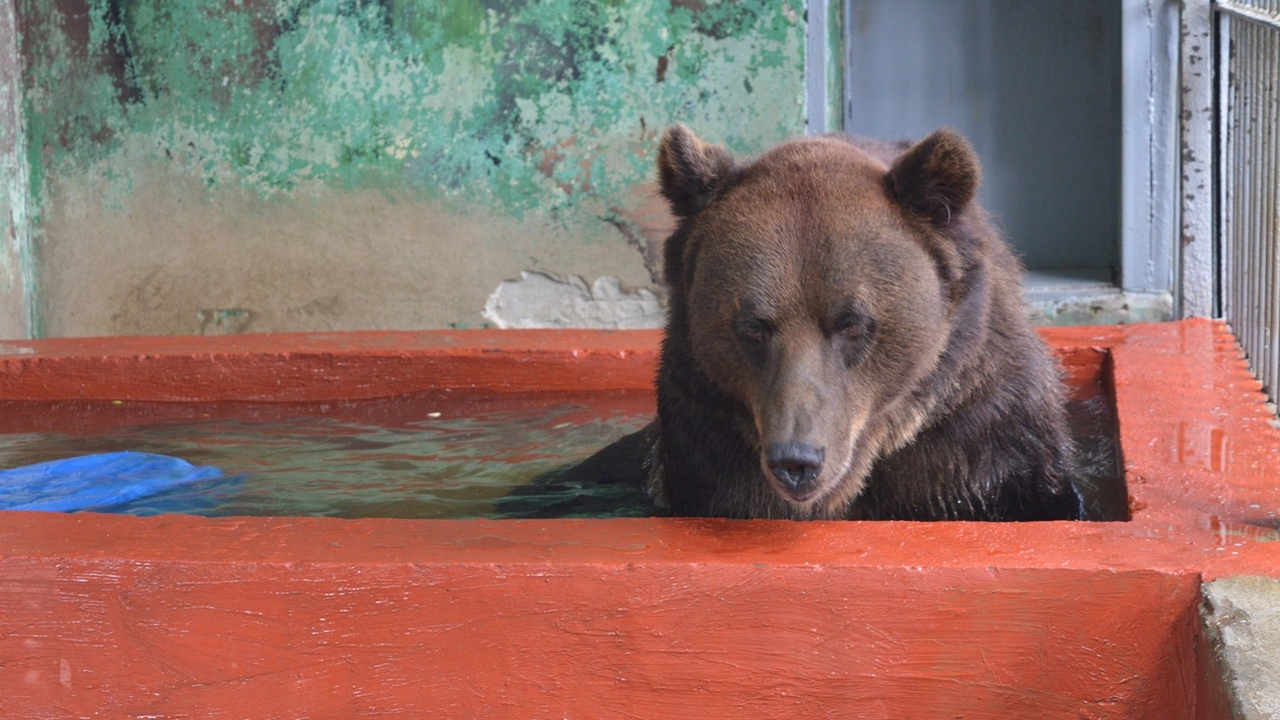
[
  {"left": 885, "top": 129, "right": 981, "bottom": 226},
  {"left": 658, "top": 124, "right": 737, "bottom": 218}
]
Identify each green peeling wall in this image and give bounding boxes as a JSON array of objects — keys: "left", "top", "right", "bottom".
[{"left": 2, "top": 0, "right": 809, "bottom": 337}]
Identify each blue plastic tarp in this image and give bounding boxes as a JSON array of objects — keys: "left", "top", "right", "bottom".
[{"left": 0, "top": 451, "right": 226, "bottom": 512}]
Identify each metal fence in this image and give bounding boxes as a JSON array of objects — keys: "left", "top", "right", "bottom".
[{"left": 1216, "top": 0, "right": 1280, "bottom": 403}]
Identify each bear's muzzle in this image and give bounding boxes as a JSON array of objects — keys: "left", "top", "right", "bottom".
[{"left": 765, "top": 441, "right": 826, "bottom": 501}]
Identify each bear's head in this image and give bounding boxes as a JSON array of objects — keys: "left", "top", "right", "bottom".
[{"left": 657, "top": 124, "right": 985, "bottom": 516}]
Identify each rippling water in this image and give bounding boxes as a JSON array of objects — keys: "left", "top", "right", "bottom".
[
  {"left": 0, "top": 393, "right": 655, "bottom": 518},
  {"left": 0, "top": 391, "right": 1123, "bottom": 520}
]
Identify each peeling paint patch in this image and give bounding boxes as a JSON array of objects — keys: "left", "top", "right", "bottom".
[
  {"left": 196, "top": 308, "right": 257, "bottom": 335},
  {"left": 482, "top": 272, "right": 664, "bottom": 329},
  {"left": 20, "top": 0, "right": 804, "bottom": 212}
]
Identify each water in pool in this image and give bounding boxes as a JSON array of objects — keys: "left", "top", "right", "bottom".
[
  {"left": 0, "top": 392, "right": 655, "bottom": 519},
  {"left": 0, "top": 389, "right": 1123, "bottom": 520}
]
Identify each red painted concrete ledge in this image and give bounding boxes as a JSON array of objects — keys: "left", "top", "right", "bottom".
[{"left": 1, "top": 319, "right": 1277, "bottom": 718}]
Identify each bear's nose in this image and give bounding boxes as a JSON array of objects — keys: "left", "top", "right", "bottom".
[{"left": 765, "top": 442, "right": 825, "bottom": 494}]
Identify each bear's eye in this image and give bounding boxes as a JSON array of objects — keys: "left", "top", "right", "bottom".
[
  {"left": 829, "top": 311, "right": 876, "bottom": 366},
  {"left": 830, "top": 311, "right": 873, "bottom": 339},
  {"left": 735, "top": 317, "right": 775, "bottom": 347}
]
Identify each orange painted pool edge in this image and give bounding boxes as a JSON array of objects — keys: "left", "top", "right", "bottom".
[{"left": 1, "top": 319, "right": 1276, "bottom": 717}]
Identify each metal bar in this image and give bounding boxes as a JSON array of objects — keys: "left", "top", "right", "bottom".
[
  {"left": 1228, "top": 15, "right": 1241, "bottom": 346},
  {"left": 1215, "top": 0, "right": 1280, "bottom": 32},
  {"left": 1240, "top": 18, "right": 1256, "bottom": 381},
  {"left": 1217, "top": 12, "right": 1232, "bottom": 320},
  {"left": 1265, "top": 24, "right": 1280, "bottom": 396},
  {"left": 1228, "top": 16, "right": 1244, "bottom": 359},
  {"left": 1258, "top": 19, "right": 1270, "bottom": 394},
  {"left": 1229, "top": 17, "right": 1243, "bottom": 337},
  {"left": 1258, "top": 19, "right": 1275, "bottom": 397},
  {"left": 1246, "top": 21, "right": 1263, "bottom": 376},
  {"left": 1267, "top": 0, "right": 1277, "bottom": 396},
  {"left": 1223, "top": 14, "right": 1235, "bottom": 327},
  {"left": 1270, "top": 3, "right": 1280, "bottom": 396},
  {"left": 1259, "top": 19, "right": 1271, "bottom": 396}
]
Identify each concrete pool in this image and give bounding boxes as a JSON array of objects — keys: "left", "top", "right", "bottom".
[{"left": 1, "top": 319, "right": 1277, "bottom": 717}]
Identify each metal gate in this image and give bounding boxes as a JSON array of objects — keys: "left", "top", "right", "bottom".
[{"left": 1220, "top": 0, "right": 1280, "bottom": 405}]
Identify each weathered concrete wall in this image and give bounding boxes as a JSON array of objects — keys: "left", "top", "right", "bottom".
[
  {"left": 12, "top": 0, "right": 806, "bottom": 336},
  {"left": 1, "top": 0, "right": 33, "bottom": 339}
]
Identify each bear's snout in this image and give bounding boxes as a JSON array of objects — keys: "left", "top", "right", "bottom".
[{"left": 765, "top": 442, "right": 826, "bottom": 499}]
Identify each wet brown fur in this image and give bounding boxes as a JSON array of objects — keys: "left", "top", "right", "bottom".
[{"left": 537, "top": 125, "right": 1083, "bottom": 521}]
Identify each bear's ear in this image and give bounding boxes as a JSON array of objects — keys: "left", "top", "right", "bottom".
[
  {"left": 658, "top": 124, "right": 736, "bottom": 218},
  {"left": 885, "top": 129, "right": 981, "bottom": 226}
]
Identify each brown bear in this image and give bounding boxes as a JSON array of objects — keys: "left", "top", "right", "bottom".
[{"left": 518, "top": 125, "right": 1084, "bottom": 522}]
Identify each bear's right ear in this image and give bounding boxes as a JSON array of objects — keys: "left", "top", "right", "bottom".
[
  {"left": 885, "top": 128, "right": 981, "bottom": 226},
  {"left": 658, "top": 124, "right": 736, "bottom": 217}
]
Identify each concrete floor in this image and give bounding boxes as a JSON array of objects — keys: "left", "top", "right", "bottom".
[{"left": 1204, "top": 576, "right": 1280, "bottom": 720}]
